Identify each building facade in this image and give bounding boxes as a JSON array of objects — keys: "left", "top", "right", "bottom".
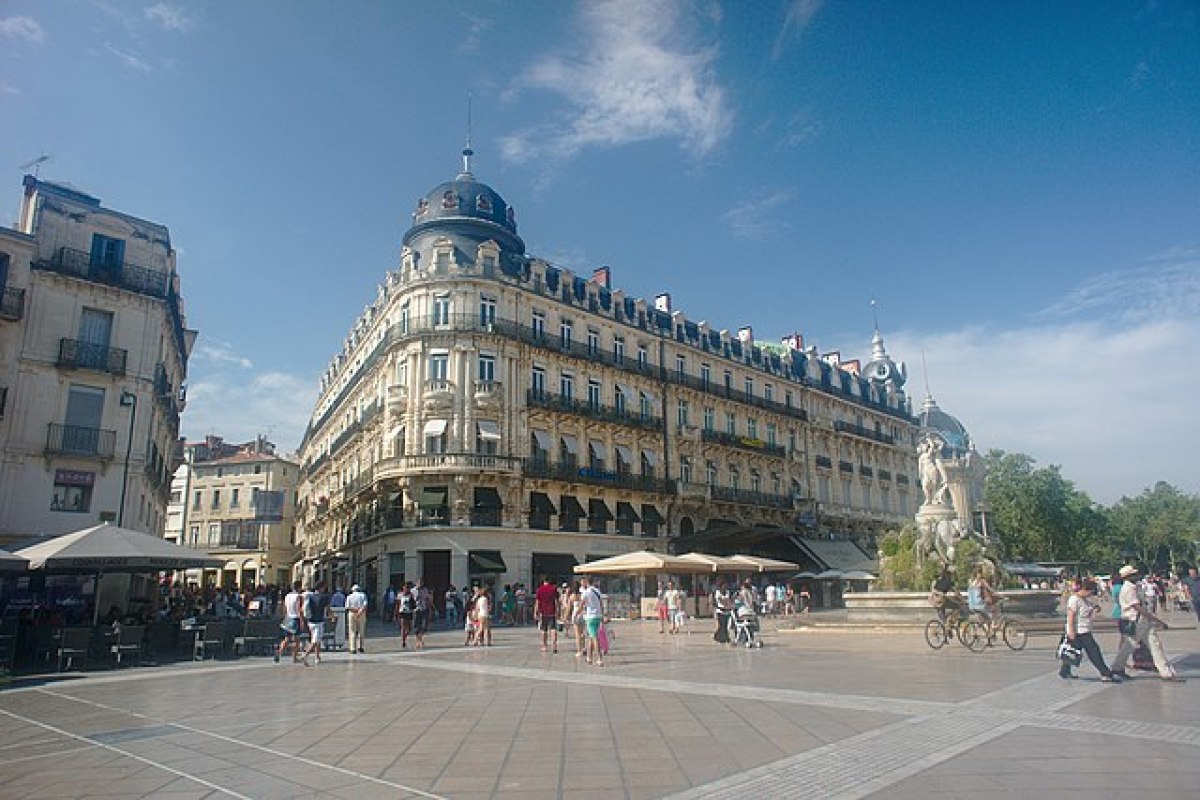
[
  {"left": 0, "top": 176, "right": 195, "bottom": 542},
  {"left": 179, "top": 441, "right": 299, "bottom": 590},
  {"left": 295, "top": 151, "right": 918, "bottom": 602}
]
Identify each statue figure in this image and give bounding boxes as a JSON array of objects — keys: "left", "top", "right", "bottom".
[
  {"left": 915, "top": 517, "right": 972, "bottom": 567},
  {"left": 918, "top": 434, "right": 950, "bottom": 506}
]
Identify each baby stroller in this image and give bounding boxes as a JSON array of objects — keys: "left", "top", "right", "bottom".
[{"left": 731, "top": 604, "right": 762, "bottom": 648}]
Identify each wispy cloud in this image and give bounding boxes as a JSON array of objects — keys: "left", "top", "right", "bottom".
[
  {"left": 722, "top": 189, "right": 795, "bottom": 240},
  {"left": 144, "top": 2, "right": 195, "bottom": 33},
  {"left": 500, "top": 0, "right": 732, "bottom": 167},
  {"left": 1, "top": 82, "right": 21, "bottom": 97},
  {"left": 0, "top": 15, "right": 44, "bottom": 44},
  {"left": 458, "top": 11, "right": 491, "bottom": 54},
  {"left": 886, "top": 251, "right": 1200, "bottom": 505},
  {"left": 183, "top": 371, "right": 316, "bottom": 455},
  {"left": 772, "top": 0, "right": 824, "bottom": 60},
  {"left": 105, "top": 42, "right": 154, "bottom": 72},
  {"left": 194, "top": 341, "right": 254, "bottom": 370}
]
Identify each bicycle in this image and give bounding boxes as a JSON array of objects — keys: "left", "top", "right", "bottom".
[
  {"left": 924, "top": 606, "right": 972, "bottom": 650},
  {"left": 962, "top": 600, "right": 1027, "bottom": 652}
]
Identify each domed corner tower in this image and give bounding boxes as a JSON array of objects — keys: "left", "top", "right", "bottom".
[
  {"left": 916, "top": 392, "right": 987, "bottom": 535},
  {"left": 400, "top": 144, "right": 527, "bottom": 276},
  {"left": 862, "top": 326, "right": 908, "bottom": 411}
]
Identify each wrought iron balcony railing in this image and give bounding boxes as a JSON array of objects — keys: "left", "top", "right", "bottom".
[
  {"left": 526, "top": 389, "right": 663, "bottom": 431},
  {"left": 699, "top": 428, "right": 787, "bottom": 457},
  {"left": 45, "top": 422, "right": 117, "bottom": 459},
  {"left": 833, "top": 420, "right": 895, "bottom": 445},
  {"left": 521, "top": 458, "right": 675, "bottom": 495},
  {"left": 57, "top": 338, "right": 127, "bottom": 376}
]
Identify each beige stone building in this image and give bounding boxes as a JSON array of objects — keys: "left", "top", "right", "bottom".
[
  {"left": 295, "top": 151, "right": 918, "bottom": 604},
  {"left": 181, "top": 444, "right": 299, "bottom": 590},
  {"left": 0, "top": 176, "right": 194, "bottom": 542}
]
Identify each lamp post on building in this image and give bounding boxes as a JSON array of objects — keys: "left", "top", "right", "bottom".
[{"left": 118, "top": 391, "right": 137, "bottom": 527}]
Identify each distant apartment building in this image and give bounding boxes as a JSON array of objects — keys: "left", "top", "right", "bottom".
[
  {"left": 293, "top": 148, "right": 919, "bottom": 602},
  {"left": 0, "top": 176, "right": 195, "bottom": 543},
  {"left": 164, "top": 435, "right": 252, "bottom": 546},
  {"left": 179, "top": 439, "right": 299, "bottom": 589}
]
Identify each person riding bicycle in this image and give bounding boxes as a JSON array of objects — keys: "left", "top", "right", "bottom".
[
  {"left": 967, "top": 567, "right": 998, "bottom": 626},
  {"left": 929, "top": 567, "right": 964, "bottom": 623}
]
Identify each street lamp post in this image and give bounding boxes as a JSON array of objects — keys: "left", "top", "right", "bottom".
[{"left": 118, "top": 391, "right": 137, "bottom": 527}]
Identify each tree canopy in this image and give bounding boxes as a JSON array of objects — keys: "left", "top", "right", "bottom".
[{"left": 982, "top": 450, "right": 1200, "bottom": 573}]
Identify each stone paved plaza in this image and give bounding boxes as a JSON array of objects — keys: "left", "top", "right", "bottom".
[{"left": 0, "top": 612, "right": 1196, "bottom": 799}]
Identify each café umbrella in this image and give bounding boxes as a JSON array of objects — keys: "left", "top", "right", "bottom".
[
  {"left": 16, "top": 523, "right": 224, "bottom": 624},
  {"left": 573, "top": 550, "right": 715, "bottom": 576}
]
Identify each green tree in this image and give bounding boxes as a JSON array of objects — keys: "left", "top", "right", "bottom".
[
  {"left": 982, "top": 450, "right": 1104, "bottom": 565},
  {"left": 1107, "top": 482, "right": 1200, "bottom": 572}
]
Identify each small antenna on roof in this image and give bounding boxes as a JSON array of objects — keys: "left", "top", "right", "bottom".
[
  {"left": 921, "top": 349, "right": 933, "bottom": 398},
  {"left": 870, "top": 298, "right": 880, "bottom": 330},
  {"left": 460, "top": 93, "right": 475, "bottom": 178},
  {"left": 20, "top": 154, "right": 51, "bottom": 177}
]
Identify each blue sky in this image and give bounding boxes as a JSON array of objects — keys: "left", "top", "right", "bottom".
[{"left": 2, "top": 1, "right": 1197, "bottom": 505}]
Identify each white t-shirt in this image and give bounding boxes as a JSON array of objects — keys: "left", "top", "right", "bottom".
[
  {"left": 346, "top": 590, "right": 368, "bottom": 611},
  {"left": 283, "top": 590, "right": 302, "bottom": 619},
  {"left": 1117, "top": 581, "right": 1141, "bottom": 622},
  {"left": 1066, "top": 594, "right": 1099, "bottom": 634},
  {"left": 582, "top": 586, "right": 603, "bottom": 619},
  {"left": 475, "top": 594, "right": 490, "bottom": 619},
  {"left": 665, "top": 588, "right": 682, "bottom": 611}
]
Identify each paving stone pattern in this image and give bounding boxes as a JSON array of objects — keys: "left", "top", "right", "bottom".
[{"left": 0, "top": 615, "right": 1196, "bottom": 799}]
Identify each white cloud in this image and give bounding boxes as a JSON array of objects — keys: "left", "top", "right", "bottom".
[
  {"left": 194, "top": 341, "right": 254, "bottom": 370},
  {"left": 722, "top": 189, "right": 795, "bottom": 240},
  {"left": 887, "top": 252, "right": 1200, "bottom": 505},
  {"left": 144, "top": 2, "right": 195, "bottom": 32},
  {"left": 105, "top": 42, "right": 153, "bottom": 72},
  {"left": 1, "top": 82, "right": 21, "bottom": 96},
  {"left": 772, "top": 0, "right": 824, "bottom": 60},
  {"left": 500, "top": 0, "right": 733, "bottom": 166},
  {"left": 0, "top": 15, "right": 44, "bottom": 44},
  {"left": 458, "top": 11, "right": 491, "bottom": 54},
  {"left": 183, "top": 370, "right": 316, "bottom": 456}
]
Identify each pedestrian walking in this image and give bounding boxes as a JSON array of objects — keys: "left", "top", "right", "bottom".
[
  {"left": 396, "top": 581, "right": 415, "bottom": 647},
  {"left": 665, "top": 581, "right": 684, "bottom": 634},
  {"left": 413, "top": 579, "right": 432, "bottom": 649},
  {"left": 475, "top": 585, "right": 492, "bottom": 646},
  {"left": 1110, "top": 565, "right": 1185, "bottom": 683},
  {"left": 301, "top": 581, "right": 330, "bottom": 666},
  {"left": 712, "top": 579, "right": 732, "bottom": 644},
  {"left": 1183, "top": 566, "right": 1200, "bottom": 624},
  {"left": 578, "top": 576, "right": 605, "bottom": 666},
  {"left": 534, "top": 575, "right": 559, "bottom": 653},
  {"left": 346, "top": 584, "right": 368, "bottom": 654},
  {"left": 275, "top": 580, "right": 306, "bottom": 664},
  {"left": 1060, "top": 578, "right": 1118, "bottom": 682},
  {"left": 654, "top": 583, "right": 668, "bottom": 633},
  {"left": 445, "top": 584, "right": 459, "bottom": 628}
]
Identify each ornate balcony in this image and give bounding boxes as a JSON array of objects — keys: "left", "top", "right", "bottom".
[
  {"left": 699, "top": 428, "right": 787, "bottom": 458},
  {"left": 710, "top": 485, "right": 795, "bottom": 509},
  {"left": 375, "top": 452, "right": 523, "bottom": 480},
  {"left": 522, "top": 458, "right": 675, "bottom": 495},
  {"left": 57, "top": 338, "right": 127, "bottom": 376},
  {"left": 45, "top": 422, "right": 117, "bottom": 459},
  {"left": 386, "top": 383, "right": 408, "bottom": 410},
  {"left": 526, "top": 389, "right": 663, "bottom": 431},
  {"left": 833, "top": 420, "right": 895, "bottom": 445}
]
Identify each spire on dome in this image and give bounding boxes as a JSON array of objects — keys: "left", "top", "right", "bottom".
[{"left": 458, "top": 94, "right": 475, "bottom": 180}]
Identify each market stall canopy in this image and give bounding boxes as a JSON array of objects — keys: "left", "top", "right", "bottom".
[
  {"left": 676, "top": 552, "right": 744, "bottom": 572},
  {"left": 15, "top": 523, "right": 224, "bottom": 572},
  {"left": 0, "top": 547, "right": 29, "bottom": 572},
  {"left": 727, "top": 554, "right": 799, "bottom": 573},
  {"left": 574, "top": 550, "right": 714, "bottom": 575},
  {"left": 792, "top": 571, "right": 818, "bottom": 579},
  {"left": 814, "top": 569, "right": 844, "bottom": 580}
]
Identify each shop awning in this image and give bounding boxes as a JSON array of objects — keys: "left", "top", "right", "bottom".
[
  {"left": 387, "top": 424, "right": 405, "bottom": 440},
  {"left": 532, "top": 552, "right": 579, "bottom": 579},
  {"left": 423, "top": 419, "right": 448, "bottom": 437},
  {"left": 641, "top": 449, "right": 659, "bottom": 467},
  {"left": 474, "top": 487, "right": 503, "bottom": 508},
  {"left": 616, "top": 383, "right": 634, "bottom": 399},
  {"left": 589, "top": 441, "right": 608, "bottom": 461},
  {"left": 641, "top": 504, "right": 665, "bottom": 524},
  {"left": 477, "top": 420, "right": 501, "bottom": 441},
  {"left": 615, "top": 445, "right": 633, "bottom": 464},
  {"left": 560, "top": 434, "right": 579, "bottom": 455},
  {"left": 616, "top": 501, "right": 640, "bottom": 522},
  {"left": 588, "top": 498, "right": 614, "bottom": 520},
  {"left": 418, "top": 488, "right": 448, "bottom": 508},
  {"left": 787, "top": 535, "right": 877, "bottom": 574},
  {"left": 560, "top": 495, "right": 586, "bottom": 518},
  {"left": 469, "top": 550, "right": 507, "bottom": 574},
  {"left": 530, "top": 492, "right": 557, "bottom": 515},
  {"left": 532, "top": 429, "right": 551, "bottom": 450}
]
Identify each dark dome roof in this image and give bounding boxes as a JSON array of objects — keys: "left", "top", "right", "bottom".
[
  {"left": 919, "top": 396, "right": 970, "bottom": 451},
  {"left": 409, "top": 172, "right": 517, "bottom": 237}
]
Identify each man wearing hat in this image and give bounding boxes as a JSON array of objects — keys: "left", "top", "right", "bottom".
[
  {"left": 345, "top": 584, "right": 369, "bottom": 654},
  {"left": 1110, "top": 565, "right": 1184, "bottom": 682}
]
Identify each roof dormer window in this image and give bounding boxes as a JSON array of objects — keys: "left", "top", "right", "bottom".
[
  {"left": 441, "top": 190, "right": 458, "bottom": 210},
  {"left": 476, "top": 193, "right": 493, "bottom": 213}
]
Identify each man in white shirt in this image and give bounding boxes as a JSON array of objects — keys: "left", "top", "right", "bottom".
[
  {"left": 275, "top": 581, "right": 306, "bottom": 664},
  {"left": 579, "top": 576, "right": 605, "bottom": 666},
  {"left": 345, "top": 584, "right": 369, "bottom": 654},
  {"left": 1110, "top": 565, "right": 1183, "bottom": 682}
]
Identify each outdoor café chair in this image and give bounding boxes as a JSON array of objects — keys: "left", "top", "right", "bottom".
[
  {"left": 57, "top": 627, "right": 92, "bottom": 671},
  {"left": 110, "top": 624, "right": 145, "bottom": 667}
]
